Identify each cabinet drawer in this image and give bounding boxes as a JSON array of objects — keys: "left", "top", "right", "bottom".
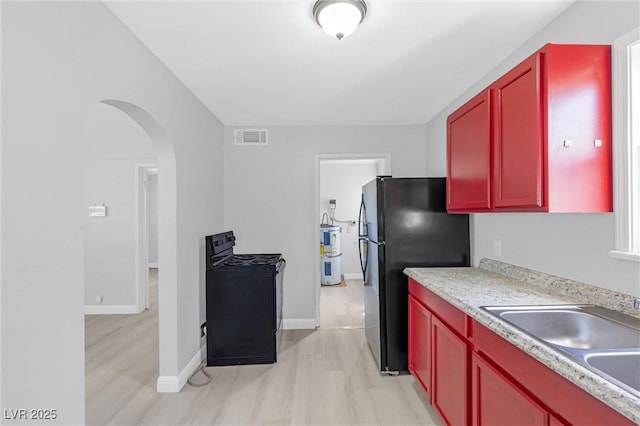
[{"left": 409, "top": 278, "right": 467, "bottom": 337}]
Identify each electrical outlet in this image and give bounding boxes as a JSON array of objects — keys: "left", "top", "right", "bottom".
[
  {"left": 96, "top": 295, "right": 103, "bottom": 304},
  {"left": 493, "top": 240, "right": 502, "bottom": 258}
]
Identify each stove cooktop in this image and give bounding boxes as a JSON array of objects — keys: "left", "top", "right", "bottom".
[{"left": 220, "top": 253, "right": 282, "bottom": 267}]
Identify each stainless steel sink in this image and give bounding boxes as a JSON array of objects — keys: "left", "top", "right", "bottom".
[
  {"left": 481, "top": 304, "right": 640, "bottom": 397},
  {"left": 495, "top": 307, "right": 640, "bottom": 349},
  {"left": 585, "top": 351, "right": 640, "bottom": 393}
]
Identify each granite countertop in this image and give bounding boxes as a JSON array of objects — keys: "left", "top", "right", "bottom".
[{"left": 404, "top": 258, "right": 640, "bottom": 424}]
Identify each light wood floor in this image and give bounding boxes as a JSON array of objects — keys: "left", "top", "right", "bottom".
[
  {"left": 85, "top": 270, "right": 442, "bottom": 425},
  {"left": 319, "top": 278, "right": 365, "bottom": 329}
]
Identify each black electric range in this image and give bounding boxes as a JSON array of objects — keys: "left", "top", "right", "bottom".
[{"left": 205, "top": 231, "right": 285, "bottom": 366}]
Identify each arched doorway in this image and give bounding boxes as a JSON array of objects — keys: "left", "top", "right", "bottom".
[{"left": 83, "top": 100, "right": 178, "bottom": 412}]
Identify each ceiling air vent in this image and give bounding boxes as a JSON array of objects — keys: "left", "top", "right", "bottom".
[{"left": 235, "top": 129, "right": 268, "bottom": 146}]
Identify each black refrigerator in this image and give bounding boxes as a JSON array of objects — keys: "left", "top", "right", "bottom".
[{"left": 358, "top": 177, "right": 470, "bottom": 374}]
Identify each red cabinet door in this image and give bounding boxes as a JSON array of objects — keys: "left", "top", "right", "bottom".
[
  {"left": 471, "top": 352, "right": 548, "bottom": 426},
  {"left": 408, "top": 295, "right": 432, "bottom": 399},
  {"left": 544, "top": 44, "right": 612, "bottom": 212},
  {"left": 432, "top": 316, "right": 468, "bottom": 426},
  {"left": 447, "top": 90, "right": 492, "bottom": 212},
  {"left": 492, "top": 52, "right": 544, "bottom": 210}
]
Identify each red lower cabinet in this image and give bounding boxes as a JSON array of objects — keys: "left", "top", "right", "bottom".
[
  {"left": 407, "top": 278, "right": 635, "bottom": 426},
  {"left": 432, "top": 316, "right": 469, "bottom": 426},
  {"left": 471, "top": 352, "right": 548, "bottom": 426},
  {"left": 408, "top": 295, "right": 432, "bottom": 399},
  {"left": 472, "top": 320, "right": 635, "bottom": 426}
]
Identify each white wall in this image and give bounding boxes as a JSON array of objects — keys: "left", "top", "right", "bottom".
[
  {"left": 424, "top": 1, "right": 640, "bottom": 296},
  {"left": 1, "top": 2, "right": 224, "bottom": 423},
  {"left": 83, "top": 103, "right": 156, "bottom": 309},
  {"left": 319, "top": 160, "right": 380, "bottom": 278},
  {"left": 224, "top": 125, "right": 427, "bottom": 325}
]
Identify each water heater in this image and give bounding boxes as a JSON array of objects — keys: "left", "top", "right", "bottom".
[{"left": 320, "top": 224, "right": 342, "bottom": 285}]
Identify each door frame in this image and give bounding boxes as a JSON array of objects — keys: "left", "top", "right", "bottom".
[
  {"left": 135, "top": 163, "right": 158, "bottom": 312},
  {"left": 314, "top": 153, "right": 391, "bottom": 327}
]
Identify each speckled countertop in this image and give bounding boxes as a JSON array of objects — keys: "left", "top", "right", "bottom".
[{"left": 404, "top": 258, "right": 640, "bottom": 424}]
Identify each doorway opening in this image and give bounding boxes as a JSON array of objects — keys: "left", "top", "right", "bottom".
[
  {"left": 315, "top": 154, "right": 390, "bottom": 329},
  {"left": 83, "top": 100, "right": 179, "bottom": 422},
  {"left": 136, "top": 164, "right": 159, "bottom": 311}
]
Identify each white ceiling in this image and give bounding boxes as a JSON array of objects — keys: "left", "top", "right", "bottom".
[{"left": 104, "top": 0, "right": 575, "bottom": 126}]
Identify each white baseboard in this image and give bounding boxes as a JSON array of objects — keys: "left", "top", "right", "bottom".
[
  {"left": 156, "top": 376, "right": 180, "bottom": 393},
  {"left": 84, "top": 305, "right": 140, "bottom": 315},
  {"left": 157, "top": 344, "right": 206, "bottom": 393},
  {"left": 282, "top": 318, "right": 317, "bottom": 330},
  {"left": 343, "top": 273, "right": 362, "bottom": 280},
  {"left": 148, "top": 263, "right": 159, "bottom": 268}
]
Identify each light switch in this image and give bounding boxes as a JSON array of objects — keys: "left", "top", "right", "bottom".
[{"left": 89, "top": 203, "right": 107, "bottom": 217}]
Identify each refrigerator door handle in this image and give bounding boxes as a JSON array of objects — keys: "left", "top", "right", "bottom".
[
  {"left": 358, "top": 194, "right": 368, "bottom": 238},
  {"left": 358, "top": 238, "right": 367, "bottom": 280},
  {"left": 358, "top": 194, "right": 369, "bottom": 280}
]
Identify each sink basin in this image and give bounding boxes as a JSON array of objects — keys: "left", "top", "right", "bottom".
[
  {"left": 481, "top": 304, "right": 640, "bottom": 397},
  {"left": 585, "top": 351, "right": 640, "bottom": 393},
  {"left": 497, "top": 309, "right": 640, "bottom": 349}
]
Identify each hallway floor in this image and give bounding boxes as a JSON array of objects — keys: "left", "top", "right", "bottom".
[
  {"left": 85, "top": 272, "right": 442, "bottom": 425},
  {"left": 319, "top": 278, "right": 365, "bottom": 329}
]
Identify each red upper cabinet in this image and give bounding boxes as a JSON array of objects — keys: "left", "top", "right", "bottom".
[
  {"left": 492, "top": 53, "right": 544, "bottom": 210},
  {"left": 543, "top": 44, "right": 612, "bottom": 212},
  {"left": 447, "top": 90, "right": 492, "bottom": 212},
  {"left": 447, "top": 43, "right": 612, "bottom": 213}
]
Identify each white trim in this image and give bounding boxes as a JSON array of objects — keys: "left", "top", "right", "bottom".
[
  {"left": 343, "top": 273, "right": 363, "bottom": 280},
  {"left": 148, "top": 262, "right": 159, "bottom": 268},
  {"left": 135, "top": 163, "right": 158, "bottom": 312},
  {"left": 611, "top": 28, "right": 640, "bottom": 261},
  {"left": 608, "top": 250, "right": 640, "bottom": 262},
  {"left": 156, "top": 344, "right": 206, "bottom": 393},
  {"left": 282, "top": 318, "right": 317, "bottom": 330},
  {"left": 156, "top": 376, "right": 180, "bottom": 393},
  {"left": 0, "top": 3, "right": 3, "bottom": 409},
  {"left": 314, "top": 153, "right": 391, "bottom": 327},
  {"left": 84, "top": 305, "right": 141, "bottom": 315}
]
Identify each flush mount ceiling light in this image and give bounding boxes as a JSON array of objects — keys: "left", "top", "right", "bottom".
[{"left": 313, "top": 0, "right": 367, "bottom": 40}]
